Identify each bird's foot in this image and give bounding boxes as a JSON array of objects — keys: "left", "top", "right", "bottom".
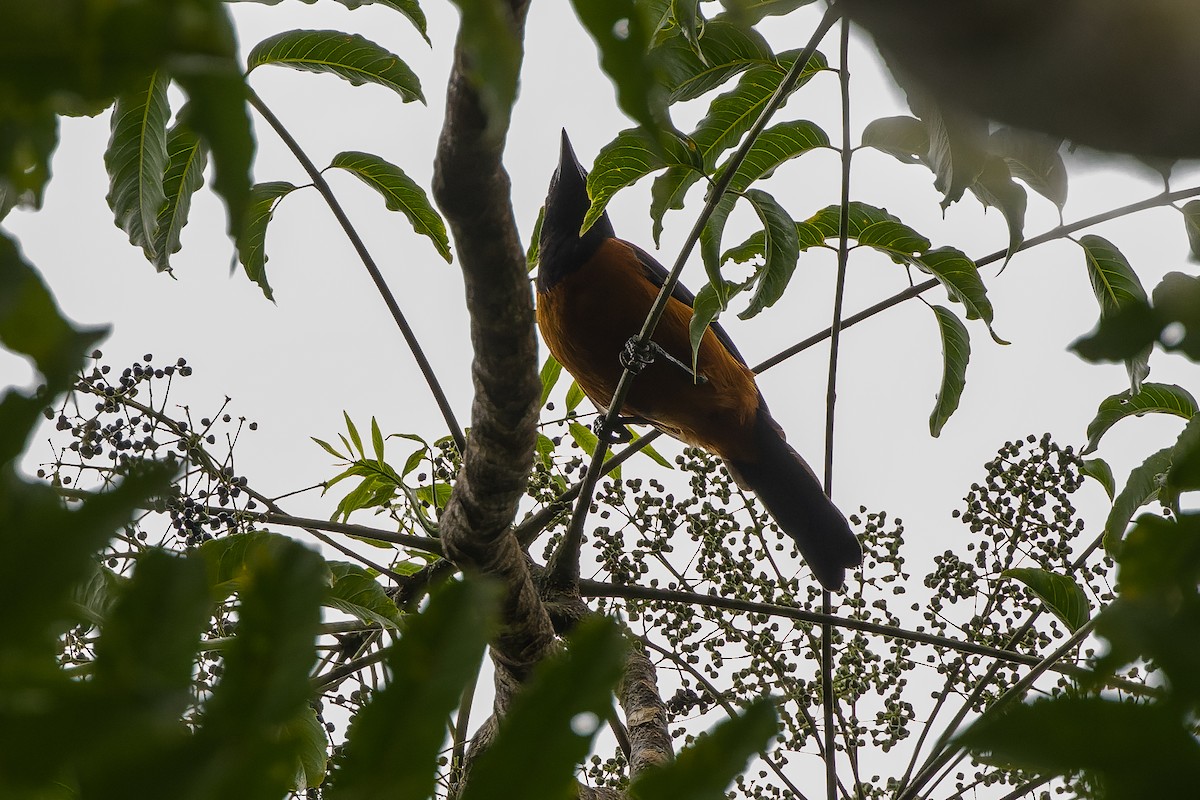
[
  {"left": 592, "top": 416, "right": 634, "bottom": 444},
  {"left": 620, "top": 337, "right": 708, "bottom": 384}
]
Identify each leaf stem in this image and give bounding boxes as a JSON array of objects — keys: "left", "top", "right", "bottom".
[
  {"left": 246, "top": 88, "right": 467, "bottom": 454},
  {"left": 823, "top": 18, "right": 853, "bottom": 800},
  {"left": 755, "top": 184, "right": 1200, "bottom": 374}
]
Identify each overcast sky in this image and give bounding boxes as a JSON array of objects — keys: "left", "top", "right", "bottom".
[{"left": 4, "top": 0, "right": 1197, "bottom": 592}]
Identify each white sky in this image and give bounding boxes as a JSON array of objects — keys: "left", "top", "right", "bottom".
[{"left": 2, "top": 4, "right": 1198, "bottom": 788}]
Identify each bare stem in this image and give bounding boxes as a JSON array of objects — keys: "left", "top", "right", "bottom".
[{"left": 246, "top": 89, "right": 467, "bottom": 454}]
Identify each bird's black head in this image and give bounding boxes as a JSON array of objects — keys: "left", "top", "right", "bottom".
[{"left": 537, "top": 130, "right": 615, "bottom": 292}]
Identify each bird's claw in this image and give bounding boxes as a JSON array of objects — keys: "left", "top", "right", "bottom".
[
  {"left": 620, "top": 337, "right": 708, "bottom": 384},
  {"left": 592, "top": 416, "right": 634, "bottom": 444},
  {"left": 620, "top": 337, "right": 656, "bottom": 374}
]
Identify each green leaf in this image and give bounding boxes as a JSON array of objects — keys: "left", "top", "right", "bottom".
[
  {"left": 152, "top": 114, "right": 208, "bottom": 272},
  {"left": 330, "top": 579, "right": 497, "bottom": 800},
  {"left": 286, "top": 706, "right": 329, "bottom": 792},
  {"left": 584, "top": 127, "right": 695, "bottom": 234},
  {"left": 1079, "top": 233, "right": 1151, "bottom": 315},
  {"left": 535, "top": 432, "right": 556, "bottom": 471},
  {"left": 1003, "top": 567, "right": 1091, "bottom": 632},
  {"left": 246, "top": 30, "right": 424, "bottom": 103},
  {"left": 861, "top": 115, "right": 927, "bottom": 164},
  {"left": 720, "top": 119, "right": 829, "bottom": 192},
  {"left": 1151, "top": 271, "right": 1200, "bottom": 360},
  {"left": 235, "top": 181, "right": 299, "bottom": 301},
  {"left": 329, "top": 150, "right": 451, "bottom": 262},
  {"left": 566, "top": 380, "right": 586, "bottom": 412},
  {"left": 1070, "top": 297, "right": 1164, "bottom": 364},
  {"left": 673, "top": 0, "right": 702, "bottom": 55},
  {"left": 0, "top": 109, "right": 57, "bottom": 221},
  {"left": 312, "top": 436, "right": 347, "bottom": 460},
  {"left": 571, "top": 0, "right": 669, "bottom": 136},
  {"left": 653, "top": 20, "right": 774, "bottom": 102},
  {"left": 369, "top": 417, "right": 385, "bottom": 463},
  {"left": 913, "top": 247, "right": 1006, "bottom": 343},
  {"left": 192, "top": 536, "right": 325, "bottom": 799},
  {"left": 1166, "top": 414, "right": 1200, "bottom": 500},
  {"left": 989, "top": 127, "right": 1067, "bottom": 211},
  {"left": 459, "top": 618, "right": 628, "bottom": 800},
  {"left": 807, "top": 202, "right": 930, "bottom": 263},
  {"left": 0, "top": 231, "right": 107, "bottom": 385},
  {"left": 70, "top": 562, "right": 127, "bottom": 628},
  {"left": 568, "top": 420, "right": 602, "bottom": 456},
  {"left": 715, "top": 0, "right": 818, "bottom": 26},
  {"left": 93, "top": 549, "right": 211, "bottom": 705},
  {"left": 689, "top": 281, "right": 725, "bottom": 372},
  {"left": 415, "top": 481, "right": 453, "bottom": 511},
  {"left": 28, "top": 548, "right": 208, "bottom": 797},
  {"left": 630, "top": 429, "right": 674, "bottom": 470},
  {"left": 720, "top": 218, "right": 824, "bottom": 266},
  {"left": 1104, "top": 447, "right": 1175, "bottom": 554},
  {"left": 910, "top": 91, "right": 989, "bottom": 207},
  {"left": 394, "top": 433, "right": 430, "bottom": 476},
  {"left": 445, "top": 0, "right": 522, "bottom": 137},
  {"left": 197, "top": 530, "right": 291, "bottom": 599},
  {"left": 928, "top": 304, "right": 970, "bottom": 437},
  {"left": 172, "top": 47, "right": 255, "bottom": 245},
  {"left": 1082, "top": 383, "right": 1197, "bottom": 455},
  {"left": 539, "top": 355, "right": 563, "bottom": 407},
  {"left": 699, "top": 193, "right": 738, "bottom": 284},
  {"left": 1183, "top": 200, "right": 1200, "bottom": 261},
  {"left": 1072, "top": 273, "right": 1200, "bottom": 362},
  {"left": 344, "top": 411, "right": 365, "bottom": 457},
  {"left": 326, "top": 561, "right": 403, "bottom": 628},
  {"left": 738, "top": 189, "right": 799, "bottom": 319},
  {"left": 650, "top": 48, "right": 826, "bottom": 243},
  {"left": 968, "top": 155, "right": 1026, "bottom": 265},
  {"left": 1079, "top": 235, "right": 1152, "bottom": 392},
  {"left": 632, "top": 698, "right": 778, "bottom": 800},
  {"left": 959, "top": 696, "right": 1200, "bottom": 797},
  {"left": 257, "top": 0, "right": 432, "bottom": 44},
  {"left": 104, "top": 70, "right": 171, "bottom": 262},
  {"left": 1081, "top": 457, "right": 1116, "bottom": 501},
  {"left": 527, "top": 205, "right": 543, "bottom": 271}
]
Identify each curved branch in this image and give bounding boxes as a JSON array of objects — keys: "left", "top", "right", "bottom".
[
  {"left": 246, "top": 89, "right": 467, "bottom": 453},
  {"left": 431, "top": 0, "right": 555, "bottom": 689}
]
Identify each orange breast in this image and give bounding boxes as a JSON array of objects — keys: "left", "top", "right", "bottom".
[{"left": 536, "top": 238, "right": 761, "bottom": 462}]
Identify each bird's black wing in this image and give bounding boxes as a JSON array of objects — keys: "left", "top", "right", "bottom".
[{"left": 627, "top": 241, "right": 750, "bottom": 368}]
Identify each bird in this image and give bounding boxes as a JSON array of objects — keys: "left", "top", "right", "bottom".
[{"left": 535, "top": 130, "right": 863, "bottom": 591}]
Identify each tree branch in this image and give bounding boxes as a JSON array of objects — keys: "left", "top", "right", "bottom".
[
  {"left": 431, "top": 0, "right": 555, "bottom": 691},
  {"left": 617, "top": 641, "right": 673, "bottom": 780},
  {"left": 581, "top": 580, "right": 1153, "bottom": 696}
]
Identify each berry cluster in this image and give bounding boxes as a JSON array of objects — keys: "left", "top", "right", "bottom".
[{"left": 42, "top": 351, "right": 259, "bottom": 549}]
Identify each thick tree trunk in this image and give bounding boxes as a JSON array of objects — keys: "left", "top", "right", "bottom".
[{"left": 431, "top": 3, "right": 673, "bottom": 797}]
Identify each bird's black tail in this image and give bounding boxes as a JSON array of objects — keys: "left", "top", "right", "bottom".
[{"left": 726, "top": 411, "right": 863, "bottom": 591}]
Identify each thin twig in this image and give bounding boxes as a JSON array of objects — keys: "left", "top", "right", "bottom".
[
  {"left": 246, "top": 89, "right": 467, "bottom": 454},
  {"left": 898, "top": 619, "right": 1099, "bottom": 800},
  {"left": 580, "top": 580, "right": 1153, "bottom": 697},
  {"left": 898, "top": 528, "right": 1109, "bottom": 799},
  {"left": 823, "top": 17, "right": 853, "bottom": 800},
  {"left": 755, "top": 184, "right": 1200, "bottom": 375}
]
